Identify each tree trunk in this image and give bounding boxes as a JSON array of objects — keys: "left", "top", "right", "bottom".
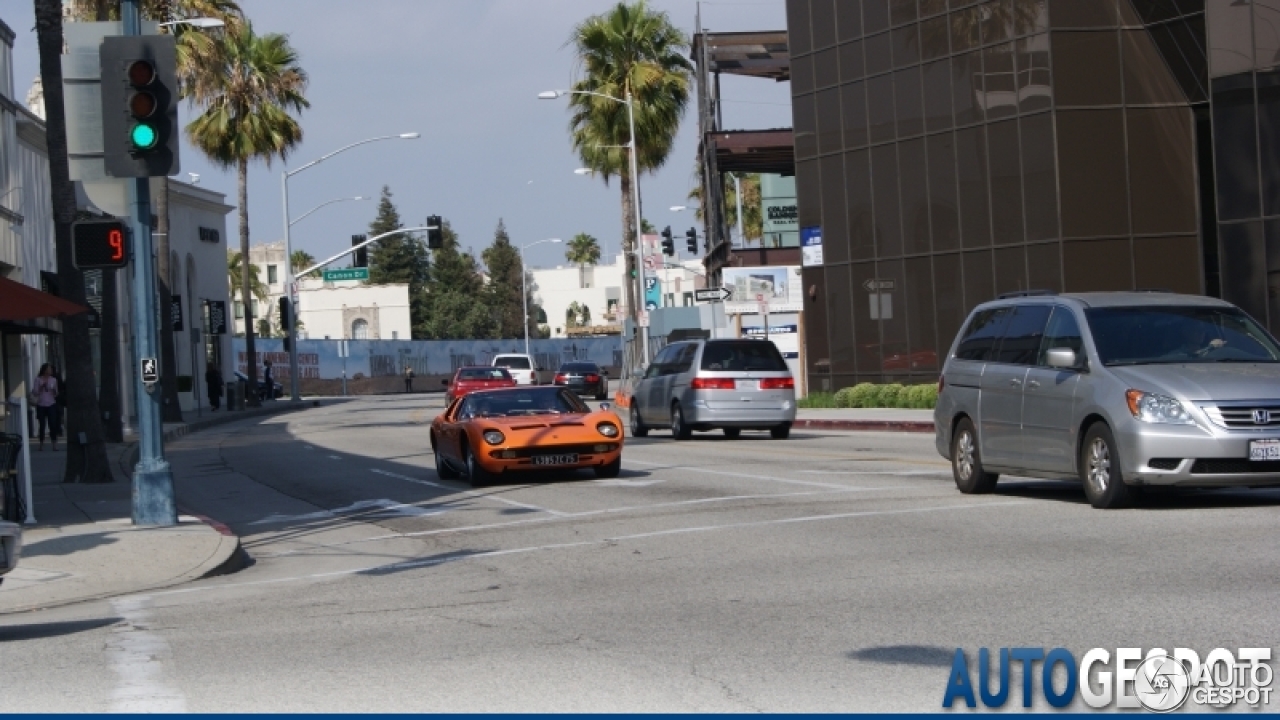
[
  {"left": 239, "top": 158, "right": 260, "bottom": 407},
  {"left": 155, "top": 178, "right": 184, "bottom": 422},
  {"left": 620, "top": 171, "right": 638, "bottom": 325},
  {"left": 34, "top": 0, "right": 112, "bottom": 483}
]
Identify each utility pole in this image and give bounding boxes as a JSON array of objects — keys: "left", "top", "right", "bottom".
[{"left": 121, "top": 0, "right": 176, "bottom": 525}]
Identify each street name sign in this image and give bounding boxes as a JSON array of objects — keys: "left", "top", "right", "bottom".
[
  {"left": 323, "top": 268, "right": 369, "bottom": 282},
  {"left": 694, "top": 287, "right": 733, "bottom": 303}
]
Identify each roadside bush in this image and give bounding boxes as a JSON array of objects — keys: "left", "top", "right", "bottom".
[
  {"left": 828, "top": 382, "right": 938, "bottom": 409},
  {"left": 847, "top": 383, "right": 879, "bottom": 408},
  {"left": 797, "top": 391, "right": 837, "bottom": 408},
  {"left": 877, "top": 383, "right": 906, "bottom": 408}
]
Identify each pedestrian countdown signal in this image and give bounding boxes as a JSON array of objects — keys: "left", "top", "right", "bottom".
[{"left": 72, "top": 219, "right": 130, "bottom": 269}]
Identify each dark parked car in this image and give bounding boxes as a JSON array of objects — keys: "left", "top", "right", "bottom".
[
  {"left": 553, "top": 362, "right": 609, "bottom": 400},
  {"left": 234, "top": 370, "right": 284, "bottom": 400}
]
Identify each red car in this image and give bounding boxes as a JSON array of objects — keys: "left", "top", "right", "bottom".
[{"left": 443, "top": 366, "right": 516, "bottom": 404}]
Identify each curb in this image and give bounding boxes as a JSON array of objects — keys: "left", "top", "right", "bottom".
[{"left": 793, "top": 419, "right": 935, "bottom": 433}]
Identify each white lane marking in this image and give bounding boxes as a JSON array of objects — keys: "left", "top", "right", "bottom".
[
  {"left": 304, "top": 445, "right": 314, "bottom": 451},
  {"left": 106, "top": 596, "right": 187, "bottom": 712},
  {"left": 250, "top": 499, "right": 452, "bottom": 525},
  {"left": 799, "top": 470, "right": 948, "bottom": 477},
  {"left": 151, "top": 500, "right": 1029, "bottom": 598},
  {"left": 592, "top": 477, "right": 668, "bottom": 487},
  {"left": 369, "top": 468, "right": 569, "bottom": 517},
  {"left": 624, "top": 458, "right": 851, "bottom": 490},
  {"left": 328, "top": 455, "right": 342, "bottom": 460}
]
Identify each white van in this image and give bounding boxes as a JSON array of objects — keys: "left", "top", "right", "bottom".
[{"left": 492, "top": 353, "right": 541, "bottom": 386}]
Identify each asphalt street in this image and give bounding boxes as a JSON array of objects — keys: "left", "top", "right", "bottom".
[{"left": 2, "top": 394, "right": 1278, "bottom": 712}]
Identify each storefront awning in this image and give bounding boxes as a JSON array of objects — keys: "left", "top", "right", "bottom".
[
  {"left": 0, "top": 275, "right": 90, "bottom": 323},
  {"left": 708, "top": 129, "right": 795, "bottom": 175}
]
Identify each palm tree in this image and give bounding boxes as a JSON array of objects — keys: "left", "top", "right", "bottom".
[
  {"left": 291, "top": 249, "right": 320, "bottom": 279},
  {"left": 686, "top": 168, "right": 763, "bottom": 245},
  {"left": 32, "top": 0, "right": 112, "bottom": 482},
  {"left": 227, "top": 252, "right": 267, "bottom": 305},
  {"left": 566, "top": 1, "right": 692, "bottom": 323},
  {"left": 565, "top": 232, "right": 602, "bottom": 288},
  {"left": 186, "top": 21, "right": 308, "bottom": 406}
]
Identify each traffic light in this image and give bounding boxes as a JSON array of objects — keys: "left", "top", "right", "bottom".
[
  {"left": 426, "top": 215, "right": 443, "bottom": 249},
  {"left": 686, "top": 227, "right": 698, "bottom": 254},
  {"left": 661, "top": 226, "right": 674, "bottom": 256},
  {"left": 99, "top": 35, "right": 180, "bottom": 178},
  {"left": 71, "top": 219, "right": 130, "bottom": 269},
  {"left": 351, "top": 234, "right": 368, "bottom": 268},
  {"left": 278, "top": 296, "right": 291, "bottom": 331}
]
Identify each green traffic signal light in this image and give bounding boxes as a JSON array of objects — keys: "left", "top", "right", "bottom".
[{"left": 131, "top": 123, "right": 158, "bottom": 150}]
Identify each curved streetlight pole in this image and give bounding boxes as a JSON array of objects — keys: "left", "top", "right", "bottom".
[
  {"left": 520, "top": 238, "right": 562, "bottom": 356},
  {"left": 290, "top": 195, "right": 367, "bottom": 227},
  {"left": 282, "top": 133, "right": 418, "bottom": 401},
  {"left": 539, "top": 89, "right": 649, "bottom": 367}
]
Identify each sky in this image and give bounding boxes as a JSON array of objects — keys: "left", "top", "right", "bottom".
[{"left": 2, "top": 0, "right": 792, "bottom": 270}]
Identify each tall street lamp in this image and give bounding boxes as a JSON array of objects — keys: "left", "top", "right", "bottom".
[
  {"left": 539, "top": 89, "right": 650, "bottom": 366},
  {"left": 290, "top": 195, "right": 367, "bottom": 227},
  {"left": 281, "top": 133, "right": 418, "bottom": 401},
  {"left": 520, "top": 238, "right": 562, "bottom": 356}
]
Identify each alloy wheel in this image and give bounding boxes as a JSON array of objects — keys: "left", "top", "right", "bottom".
[
  {"left": 955, "top": 431, "right": 975, "bottom": 481},
  {"left": 1088, "top": 438, "right": 1111, "bottom": 494}
]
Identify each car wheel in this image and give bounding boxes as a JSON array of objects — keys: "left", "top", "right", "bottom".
[
  {"left": 1080, "top": 423, "right": 1137, "bottom": 509},
  {"left": 594, "top": 457, "right": 622, "bottom": 478},
  {"left": 671, "top": 403, "right": 692, "bottom": 440},
  {"left": 951, "top": 418, "right": 998, "bottom": 493},
  {"left": 434, "top": 442, "right": 460, "bottom": 480},
  {"left": 630, "top": 405, "right": 648, "bottom": 437},
  {"left": 723, "top": 427, "right": 742, "bottom": 439},
  {"left": 464, "top": 443, "right": 492, "bottom": 487},
  {"left": 769, "top": 423, "right": 791, "bottom": 439}
]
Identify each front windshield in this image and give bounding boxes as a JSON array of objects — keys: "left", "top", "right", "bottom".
[
  {"left": 466, "top": 389, "right": 588, "bottom": 417},
  {"left": 1085, "top": 306, "right": 1280, "bottom": 366}
]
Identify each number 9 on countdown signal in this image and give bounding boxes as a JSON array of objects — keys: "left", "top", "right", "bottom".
[{"left": 71, "top": 219, "right": 131, "bottom": 270}]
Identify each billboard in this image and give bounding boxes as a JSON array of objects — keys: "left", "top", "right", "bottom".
[{"left": 722, "top": 265, "right": 803, "bottom": 314}]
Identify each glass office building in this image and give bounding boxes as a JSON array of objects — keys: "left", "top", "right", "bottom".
[{"left": 788, "top": 0, "right": 1280, "bottom": 389}]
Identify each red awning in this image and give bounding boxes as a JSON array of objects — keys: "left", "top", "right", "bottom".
[{"left": 0, "top": 275, "right": 90, "bottom": 322}]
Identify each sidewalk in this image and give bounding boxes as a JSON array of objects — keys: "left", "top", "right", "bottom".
[
  {"left": 793, "top": 407, "right": 935, "bottom": 433},
  {"left": 0, "top": 401, "right": 308, "bottom": 615}
]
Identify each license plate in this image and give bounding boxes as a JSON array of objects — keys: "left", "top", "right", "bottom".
[
  {"left": 736, "top": 380, "right": 759, "bottom": 391},
  {"left": 533, "top": 454, "right": 578, "bottom": 466},
  {"left": 1249, "top": 438, "right": 1280, "bottom": 461}
]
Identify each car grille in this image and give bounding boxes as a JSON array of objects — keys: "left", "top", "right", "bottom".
[
  {"left": 1190, "top": 459, "right": 1280, "bottom": 474},
  {"left": 1200, "top": 403, "right": 1280, "bottom": 429},
  {"left": 1147, "top": 458, "right": 1182, "bottom": 471},
  {"left": 492, "top": 443, "right": 620, "bottom": 459}
]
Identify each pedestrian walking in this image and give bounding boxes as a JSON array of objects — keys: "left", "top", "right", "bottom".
[
  {"left": 206, "top": 362, "right": 224, "bottom": 410},
  {"left": 404, "top": 364, "right": 415, "bottom": 393},
  {"left": 32, "top": 363, "right": 61, "bottom": 451},
  {"left": 262, "top": 360, "right": 274, "bottom": 401}
]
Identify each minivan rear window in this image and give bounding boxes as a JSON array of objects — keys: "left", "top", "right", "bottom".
[
  {"left": 494, "top": 356, "right": 531, "bottom": 369},
  {"left": 699, "top": 341, "right": 788, "bottom": 371}
]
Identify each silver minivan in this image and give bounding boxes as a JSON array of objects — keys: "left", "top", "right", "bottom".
[
  {"left": 935, "top": 291, "right": 1280, "bottom": 508},
  {"left": 629, "top": 339, "right": 797, "bottom": 439}
]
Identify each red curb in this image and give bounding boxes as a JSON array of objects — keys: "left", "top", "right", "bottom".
[
  {"left": 178, "top": 506, "right": 236, "bottom": 536},
  {"left": 793, "top": 419, "right": 935, "bottom": 433}
]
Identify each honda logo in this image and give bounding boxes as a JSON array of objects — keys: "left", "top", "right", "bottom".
[{"left": 1253, "top": 409, "right": 1272, "bottom": 425}]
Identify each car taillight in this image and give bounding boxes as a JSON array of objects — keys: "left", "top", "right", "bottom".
[
  {"left": 554, "top": 374, "right": 567, "bottom": 383},
  {"left": 692, "top": 377, "right": 736, "bottom": 390},
  {"left": 760, "top": 377, "right": 794, "bottom": 390},
  {"left": 586, "top": 374, "right": 600, "bottom": 382}
]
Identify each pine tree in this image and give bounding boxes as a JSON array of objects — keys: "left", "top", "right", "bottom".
[
  {"left": 366, "top": 186, "right": 431, "bottom": 336},
  {"left": 480, "top": 219, "right": 530, "bottom": 339},
  {"left": 422, "top": 219, "right": 496, "bottom": 339}
]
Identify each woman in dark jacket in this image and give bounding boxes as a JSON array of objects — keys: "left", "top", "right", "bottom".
[{"left": 206, "top": 362, "right": 224, "bottom": 410}]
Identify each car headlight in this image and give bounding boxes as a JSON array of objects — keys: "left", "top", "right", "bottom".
[
  {"left": 482, "top": 430, "right": 505, "bottom": 445},
  {"left": 596, "top": 422, "right": 619, "bottom": 437},
  {"left": 1125, "top": 390, "right": 1196, "bottom": 425}
]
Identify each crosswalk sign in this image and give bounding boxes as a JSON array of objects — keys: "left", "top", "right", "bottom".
[{"left": 141, "top": 357, "right": 158, "bottom": 384}]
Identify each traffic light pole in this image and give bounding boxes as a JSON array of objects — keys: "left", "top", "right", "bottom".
[
  {"left": 282, "top": 169, "right": 300, "bottom": 401},
  {"left": 123, "top": 0, "right": 177, "bottom": 526}
]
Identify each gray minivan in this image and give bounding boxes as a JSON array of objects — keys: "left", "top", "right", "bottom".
[
  {"left": 629, "top": 339, "right": 797, "bottom": 439},
  {"left": 935, "top": 291, "right": 1280, "bottom": 509}
]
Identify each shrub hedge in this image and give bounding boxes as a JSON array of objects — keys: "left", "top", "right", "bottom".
[{"left": 808, "top": 382, "right": 938, "bottom": 409}]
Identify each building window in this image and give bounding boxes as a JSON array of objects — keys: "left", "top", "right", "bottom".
[
  {"left": 267, "top": 264, "right": 278, "bottom": 284},
  {"left": 234, "top": 301, "right": 244, "bottom": 319},
  {"left": 683, "top": 292, "right": 694, "bottom": 306},
  {"left": 392, "top": 331, "right": 399, "bottom": 340},
  {"left": 352, "top": 318, "right": 369, "bottom": 339}
]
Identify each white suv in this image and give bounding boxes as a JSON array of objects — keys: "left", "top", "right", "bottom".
[{"left": 492, "top": 353, "right": 541, "bottom": 386}]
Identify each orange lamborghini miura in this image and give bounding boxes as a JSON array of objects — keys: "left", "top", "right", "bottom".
[{"left": 430, "top": 386, "right": 624, "bottom": 485}]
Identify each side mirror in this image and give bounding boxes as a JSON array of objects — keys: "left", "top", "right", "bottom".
[
  {"left": 1046, "top": 348, "right": 1077, "bottom": 369},
  {"left": 441, "top": 378, "right": 450, "bottom": 386}
]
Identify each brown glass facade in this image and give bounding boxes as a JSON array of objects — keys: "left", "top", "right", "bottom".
[{"left": 788, "top": 0, "right": 1280, "bottom": 390}]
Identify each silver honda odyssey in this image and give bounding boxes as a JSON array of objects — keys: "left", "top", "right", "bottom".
[{"left": 934, "top": 292, "right": 1280, "bottom": 509}]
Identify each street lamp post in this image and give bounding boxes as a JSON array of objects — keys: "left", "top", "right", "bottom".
[
  {"left": 281, "top": 133, "right": 418, "bottom": 401},
  {"left": 520, "top": 238, "right": 562, "bottom": 355},
  {"left": 539, "top": 89, "right": 649, "bottom": 367},
  {"left": 290, "top": 195, "right": 367, "bottom": 227}
]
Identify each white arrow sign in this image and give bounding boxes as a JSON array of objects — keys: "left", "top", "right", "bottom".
[
  {"left": 694, "top": 287, "right": 734, "bottom": 303},
  {"left": 863, "top": 278, "right": 895, "bottom": 292}
]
